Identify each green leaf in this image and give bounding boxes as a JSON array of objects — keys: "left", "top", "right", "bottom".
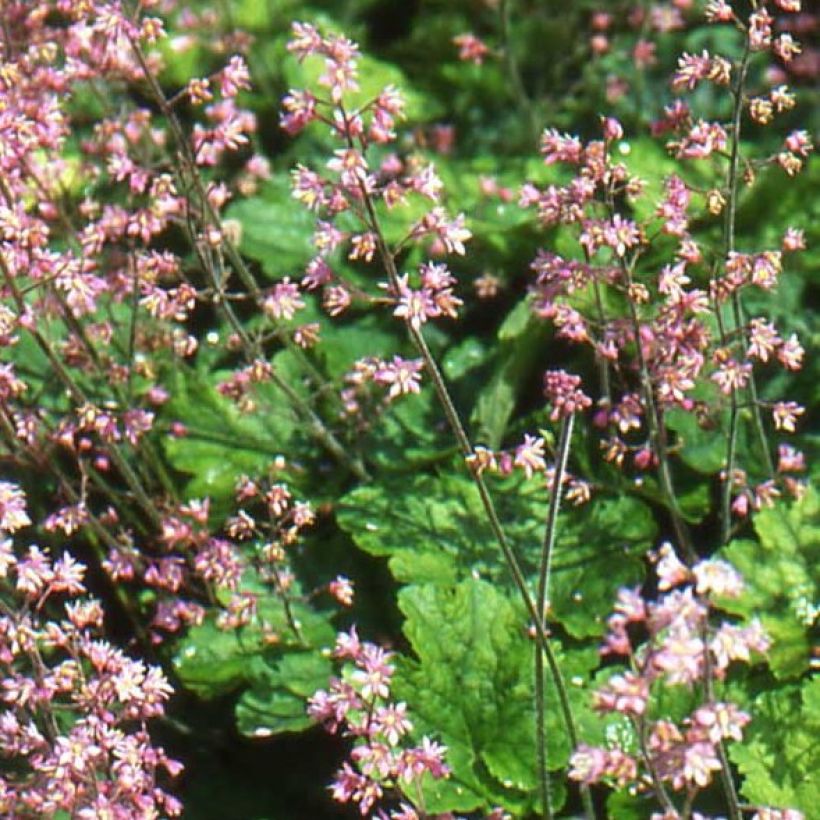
[
  {"left": 225, "top": 178, "right": 316, "bottom": 279},
  {"left": 336, "top": 471, "right": 488, "bottom": 584},
  {"left": 362, "top": 388, "right": 454, "bottom": 472},
  {"left": 472, "top": 299, "right": 549, "bottom": 449},
  {"left": 236, "top": 652, "right": 333, "bottom": 737},
  {"left": 718, "top": 489, "right": 819, "bottom": 679},
  {"left": 161, "top": 351, "right": 309, "bottom": 511},
  {"left": 394, "top": 579, "right": 586, "bottom": 815},
  {"left": 173, "top": 618, "right": 257, "bottom": 698},
  {"left": 665, "top": 406, "right": 726, "bottom": 475},
  {"left": 731, "top": 677, "right": 820, "bottom": 814},
  {"left": 174, "top": 575, "right": 335, "bottom": 702},
  {"left": 548, "top": 495, "right": 652, "bottom": 638},
  {"left": 338, "top": 471, "right": 652, "bottom": 637}
]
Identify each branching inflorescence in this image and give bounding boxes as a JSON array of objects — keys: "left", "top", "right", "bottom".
[{"left": 0, "top": 0, "right": 813, "bottom": 818}]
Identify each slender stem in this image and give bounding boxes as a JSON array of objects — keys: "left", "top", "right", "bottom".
[
  {"left": 592, "top": 278, "right": 613, "bottom": 408},
  {"left": 0, "top": 256, "right": 163, "bottom": 529},
  {"left": 49, "top": 284, "right": 179, "bottom": 499},
  {"left": 719, "top": 34, "right": 775, "bottom": 544},
  {"left": 721, "top": 402, "right": 739, "bottom": 545},
  {"left": 498, "top": 0, "right": 538, "bottom": 141},
  {"left": 534, "top": 413, "right": 574, "bottom": 820},
  {"left": 537, "top": 414, "right": 575, "bottom": 619},
  {"left": 702, "top": 623, "right": 742, "bottom": 820},
  {"left": 619, "top": 252, "right": 695, "bottom": 563},
  {"left": 357, "top": 176, "right": 594, "bottom": 819},
  {"left": 719, "top": 37, "right": 750, "bottom": 548},
  {"left": 634, "top": 714, "right": 678, "bottom": 815},
  {"left": 127, "top": 39, "right": 369, "bottom": 481}
]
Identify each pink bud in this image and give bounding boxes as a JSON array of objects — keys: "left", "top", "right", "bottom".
[
  {"left": 602, "top": 117, "right": 624, "bottom": 142},
  {"left": 590, "top": 35, "right": 610, "bottom": 55}
]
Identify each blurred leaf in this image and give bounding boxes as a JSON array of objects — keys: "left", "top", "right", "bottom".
[
  {"left": 236, "top": 652, "right": 333, "bottom": 737},
  {"left": 225, "top": 178, "right": 316, "bottom": 280},
  {"left": 718, "top": 488, "right": 819, "bottom": 679},
  {"left": 338, "top": 470, "right": 652, "bottom": 637},
  {"left": 731, "top": 677, "right": 820, "bottom": 814},
  {"left": 161, "top": 353, "right": 311, "bottom": 511},
  {"left": 473, "top": 299, "right": 549, "bottom": 449}
]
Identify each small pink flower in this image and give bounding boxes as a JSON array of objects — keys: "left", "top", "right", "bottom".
[{"left": 453, "top": 33, "right": 491, "bottom": 65}]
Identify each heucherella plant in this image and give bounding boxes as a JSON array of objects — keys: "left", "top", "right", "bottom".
[
  {"left": 0, "top": 0, "right": 815, "bottom": 817},
  {"left": 0, "top": 482, "right": 179, "bottom": 816},
  {"left": 278, "top": 5, "right": 812, "bottom": 818},
  {"left": 570, "top": 547, "right": 775, "bottom": 819}
]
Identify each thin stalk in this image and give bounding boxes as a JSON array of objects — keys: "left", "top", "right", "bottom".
[
  {"left": 592, "top": 278, "right": 613, "bottom": 408},
  {"left": 620, "top": 254, "right": 695, "bottom": 563},
  {"left": 534, "top": 413, "right": 575, "bottom": 820},
  {"left": 498, "top": 0, "right": 538, "bottom": 141},
  {"left": 702, "top": 623, "right": 742, "bottom": 820},
  {"left": 127, "top": 38, "right": 368, "bottom": 481},
  {"left": 207, "top": 255, "right": 371, "bottom": 481},
  {"left": 635, "top": 715, "right": 678, "bottom": 815},
  {"left": 358, "top": 182, "right": 594, "bottom": 820},
  {"left": 720, "top": 34, "right": 775, "bottom": 544},
  {"left": 49, "top": 284, "right": 179, "bottom": 499},
  {"left": 601, "top": 190, "right": 693, "bottom": 561},
  {"left": 0, "top": 256, "right": 163, "bottom": 529},
  {"left": 537, "top": 414, "right": 575, "bottom": 621},
  {"left": 719, "top": 37, "right": 750, "bottom": 548}
]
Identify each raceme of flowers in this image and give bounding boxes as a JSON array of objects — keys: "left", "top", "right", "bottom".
[{"left": 0, "top": 0, "right": 813, "bottom": 818}]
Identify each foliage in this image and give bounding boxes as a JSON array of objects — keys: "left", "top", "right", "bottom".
[{"left": 0, "top": 1, "right": 816, "bottom": 819}]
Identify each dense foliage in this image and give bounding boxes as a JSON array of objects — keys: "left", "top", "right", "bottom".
[{"left": 0, "top": 1, "right": 817, "bottom": 818}]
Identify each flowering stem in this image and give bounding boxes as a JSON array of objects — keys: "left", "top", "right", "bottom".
[
  {"left": 537, "top": 414, "right": 574, "bottom": 623},
  {"left": 0, "top": 256, "right": 163, "bottom": 530},
  {"left": 591, "top": 279, "right": 613, "bottom": 408},
  {"left": 719, "top": 38, "right": 749, "bottom": 547},
  {"left": 720, "top": 34, "right": 775, "bottom": 544},
  {"left": 499, "top": 0, "right": 538, "bottom": 141},
  {"left": 617, "top": 249, "right": 695, "bottom": 564},
  {"left": 48, "top": 284, "right": 179, "bottom": 500},
  {"left": 358, "top": 189, "right": 594, "bottom": 819},
  {"left": 128, "top": 39, "right": 369, "bottom": 483},
  {"left": 701, "top": 623, "right": 742, "bottom": 820},
  {"left": 634, "top": 714, "right": 678, "bottom": 815},
  {"left": 534, "top": 412, "right": 574, "bottom": 819}
]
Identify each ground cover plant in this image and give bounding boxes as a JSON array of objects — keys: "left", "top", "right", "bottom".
[{"left": 0, "top": 0, "right": 817, "bottom": 817}]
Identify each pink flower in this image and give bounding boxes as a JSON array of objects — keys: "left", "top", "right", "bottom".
[
  {"left": 655, "top": 542, "right": 690, "bottom": 591},
  {"left": 329, "top": 576, "right": 355, "bottom": 606},
  {"left": 692, "top": 702, "right": 750, "bottom": 744},
  {"left": 540, "top": 129, "right": 584, "bottom": 164},
  {"left": 692, "top": 559, "right": 744, "bottom": 598},
  {"left": 772, "top": 401, "right": 804, "bottom": 432},
  {"left": 453, "top": 33, "right": 491, "bottom": 65},
  {"left": 513, "top": 434, "right": 546, "bottom": 478},
  {"left": 0, "top": 482, "right": 31, "bottom": 534},
  {"left": 220, "top": 56, "right": 251, "bottom": 97},
  {"left": 373, "top": 357, "right": 424, "bottom": 399},
  {"left": 543, "top": 370, "right": 592, "bottom": 419}
]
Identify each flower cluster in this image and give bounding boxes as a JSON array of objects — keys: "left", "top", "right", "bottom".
[
  {"left": 569, "top": 547, "right": 806, "bottom": 818},
  {"left": 0, "top": 484, "right": 180, "bottom": 816},
  {"left": 308, "top": 628, "right": 449, "bottom": 817},
  {"left": 283, "top": 21, "right": 470, "bottom": 340},
  {"left": 521, "top": 1, "right": 810, "bottom": 538}
]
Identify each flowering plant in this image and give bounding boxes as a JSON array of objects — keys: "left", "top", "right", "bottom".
[{"left": 0, "top": 0, "right": 816, "bottom": 818}]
